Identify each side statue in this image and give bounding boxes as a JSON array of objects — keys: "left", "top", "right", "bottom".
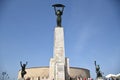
[
  {"left": 52, "top": 4, "right": 65, "bottom": 27},
  {"left": 94, "top": 61, "right": 102, "bottom": 78},
  {"left": 20, "top": 61, "right": 28, "bottom": 78}
]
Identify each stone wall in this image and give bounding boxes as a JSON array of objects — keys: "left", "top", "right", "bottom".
[{"left": 18, "top": 67, "right": 90, "bottom": 80}]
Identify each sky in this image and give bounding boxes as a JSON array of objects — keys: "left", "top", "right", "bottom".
[{"left": 0, "top": 0, "right": 120, "bottom": 80}]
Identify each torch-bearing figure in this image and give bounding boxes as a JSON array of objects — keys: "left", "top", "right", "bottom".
[{"left": 94, "top": 61, "right": 103, "bottom": 78}]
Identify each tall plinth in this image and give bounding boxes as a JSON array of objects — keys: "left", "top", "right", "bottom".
[{"left": 49, "top": 26, "right": 69, "bottom": 80}]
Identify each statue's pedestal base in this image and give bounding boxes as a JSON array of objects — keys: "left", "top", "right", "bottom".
[
  {"left": 96, "top": 77, "right": 104, "bottom": 80},
  {"left": 18, "top": 78, "right": 25, "bottom": 80}
]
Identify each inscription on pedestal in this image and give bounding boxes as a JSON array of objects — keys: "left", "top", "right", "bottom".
[{"left": 56, "top": 63, "right": 65, "bottom": 80}]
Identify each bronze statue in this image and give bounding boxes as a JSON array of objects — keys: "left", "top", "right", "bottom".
[
  {"left": 20, "top": 61, "right": 28, "bottom": 78},
  {"left": 94, "top": 61, "right": 102, "bottom": 78},
  {"left": 56, "top": 9, "right": 62, "bottom": 27},
  {"left": 52, "top": 4, "right": 65, "bottom": 27}
]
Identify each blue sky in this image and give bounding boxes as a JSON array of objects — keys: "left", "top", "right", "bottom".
[{"left": 0, "top": 0, "right": 120, "bottom": 79}]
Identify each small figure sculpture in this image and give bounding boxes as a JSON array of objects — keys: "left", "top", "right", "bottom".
[
  {"left": 94, "top": 61, "right": 102, "bottom": 78},
  {"left": 20, "top": 61, "right": 28, "bottom": 78}
]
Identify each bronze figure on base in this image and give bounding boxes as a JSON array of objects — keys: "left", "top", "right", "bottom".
[
  {"left": 20, "top": 61, "right": 28, "bottom": 78},
  {"left": 94, "top": 61, "right": 103, "bottom": 78},
  {"left": 52, "top": 4, "right": 65, "bottom": 27}
]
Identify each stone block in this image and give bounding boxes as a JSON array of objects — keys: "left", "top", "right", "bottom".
[{"left": 18, "top": 78, "right": 25, "bottom": 80}]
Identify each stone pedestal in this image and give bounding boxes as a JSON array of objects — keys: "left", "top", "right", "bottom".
[
  {"left": 18, "top": 78, "right": 25, "bottom": 80},
  {"left": 96, "top": 77, "right": 104, "bottom": 80},
  {"left": 49, "top": 27, "right": 70, "bottom": 80}
]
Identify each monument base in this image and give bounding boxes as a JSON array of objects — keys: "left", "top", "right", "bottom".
[
  {"left": 96, "top": 77, "right": 104, "bottom": 80},
  {"left": 18, "top": 78, "right": 25, "bottom": 80}
]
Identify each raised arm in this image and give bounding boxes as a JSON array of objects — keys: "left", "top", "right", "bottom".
[
  {"left": 54, "top": 7, "right": 57, "bottom": 15},
  {"left": 20, "top": 61, "right": 22, "bottom": 67},
  {"left": 94, "top": 61, "right": 96, "bottom": 66},
  {"left": 62, "top": 7, "right": 64, "bottom": 14}
]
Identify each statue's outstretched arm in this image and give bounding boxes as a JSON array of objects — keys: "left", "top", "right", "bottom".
[
  {"left": 54, "top": 7, "right": 57, "bottom": 15},
  {"left": 94, "top": 61, "right": 96, "bottom": 66},
  {"left": 20, "top": 61, "right": 22, "bottom": 67},
  {"left": 62, "top": 7, "right": 64, "bottom": 14}
]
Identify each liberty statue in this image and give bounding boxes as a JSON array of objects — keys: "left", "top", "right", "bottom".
[{"left": 52, "top": 4, "right": 65, "bottom": 27}]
